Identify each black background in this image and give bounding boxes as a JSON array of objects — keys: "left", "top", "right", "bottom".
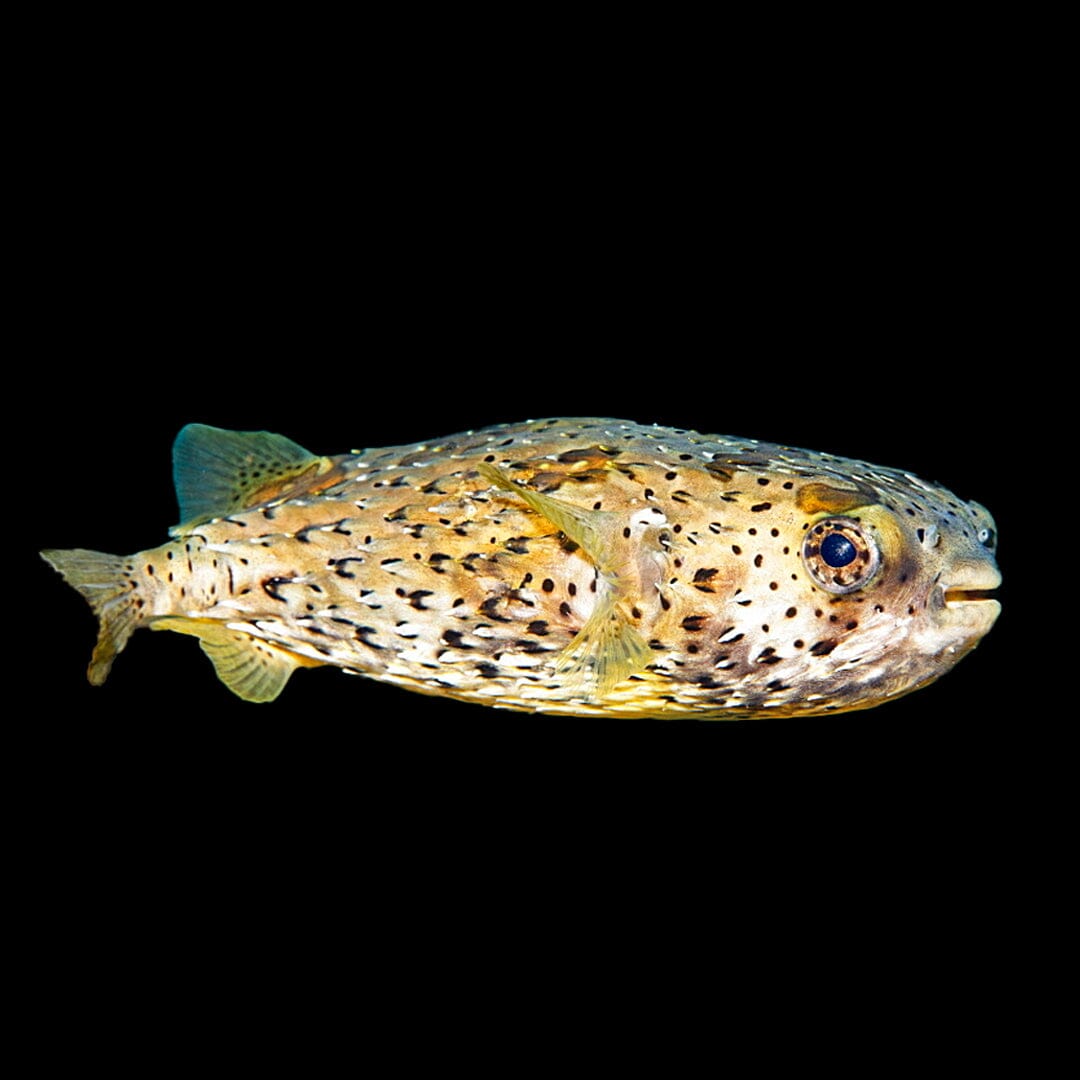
[
  {"left": 8, "top": 34, "right": 1071, "bottom": 1048},
  {"left": 15, "top": 59, "right": 1054, "bottom": 840}
]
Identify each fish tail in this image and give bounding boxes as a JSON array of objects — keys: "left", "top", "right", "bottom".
[{"left": 40, "top": 548, "right": 145, "bottom": 686}]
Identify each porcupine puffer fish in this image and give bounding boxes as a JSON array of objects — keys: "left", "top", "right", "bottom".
[{"left": 40, "top": 419, "right": 1001, "bottom": 718}]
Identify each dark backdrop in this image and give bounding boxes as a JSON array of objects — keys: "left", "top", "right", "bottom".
[{"left": 18, "top": 119, "right": 1043, "bottom": 823}]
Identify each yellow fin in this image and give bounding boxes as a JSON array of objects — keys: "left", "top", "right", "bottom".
[
  {"left": 478, "top": 463, "right": 650, "bottom": 696},
  {"left": 151, "top": 618, "right": 310, "bottom": 702},
  {"left": 171, "top": 424, "right": 333, "bottom": 535},
  {"left": 40, "top": 548, "right": 141, "bottom": 686},
  {"left": 556, "top": 592, "right": 653, "bottom": 699},
  {"left": 478, "top": 463, "right": 618, "bottom": 572}
]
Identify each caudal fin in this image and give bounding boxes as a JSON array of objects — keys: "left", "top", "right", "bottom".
[{"left": 40, "top": 548, "right": 142, "bottom": 686}]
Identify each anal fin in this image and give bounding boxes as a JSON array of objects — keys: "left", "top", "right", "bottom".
[{"left": 152, "top": 618, "right": 315, "bottom": 702}]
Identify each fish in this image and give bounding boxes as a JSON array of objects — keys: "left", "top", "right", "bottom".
[{"left": 40, "top": 418, "right": 1001, "bottom": 718}]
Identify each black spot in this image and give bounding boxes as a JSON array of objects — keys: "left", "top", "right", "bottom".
[
  {"left": 475, "top": 662, "right": 501, "bottom": 678},
  {"left": 441, "top": 629, "right": 472, "bottom": 649},
  {"left": 692, "top": 568, "right": 719, "bottom": 583},
  {"left": 559, "top": 602, "right": 572, "bottom": 617},
  {"left": 810, "top": 640, "right": 838, "bottom": 656},
  {"left": 409, "top": 590, "right": 435, "bottom": 610},
  {"left": 681, "top": 615, "right": 708, "bottom": 631},
  {"left": 262, "top": 577, "right": 292, "bottom": 602},
  {"left": 785, "top": 607, "right": 797, "bottom": 618},
  {"left": 754, "top": 554, "right": 764, "bottom": 568},
  {"left": 542, "top": 578, "right": 555, "bottom": 592},
  {"left": 355, "top": 627, "right": 384, "bottom": 650},
  {"left": 751, "top": 502, "right": 772, "bottom": 512},
  {"left": 527, "top": 620, "right": 550, "bottom": 636},
  {"left": 480, "top": 597, "right": 511, "bottom": 622}
]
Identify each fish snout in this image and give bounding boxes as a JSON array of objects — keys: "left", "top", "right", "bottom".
[{"left": 939, "top": 559, "right": 1002, "bottom": 629}]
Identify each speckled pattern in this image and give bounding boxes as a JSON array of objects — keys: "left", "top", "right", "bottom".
[{"left": 42, "top": 418, "right": 1001, "bottom": 717}]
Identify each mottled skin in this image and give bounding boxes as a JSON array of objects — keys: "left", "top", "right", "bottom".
[{"left": 45, "top": 418, "right": 1001, "bottom": 717}]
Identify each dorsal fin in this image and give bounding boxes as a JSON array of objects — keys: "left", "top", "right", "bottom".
[{"left": 171, "top": 424, "right": 331, "bottom": 533}]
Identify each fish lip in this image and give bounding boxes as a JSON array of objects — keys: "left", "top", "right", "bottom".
[{"left": 940, "top": 566, "right": 1002, "bottom": 609}]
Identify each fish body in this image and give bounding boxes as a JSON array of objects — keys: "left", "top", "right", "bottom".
[{"left": 41, "top": 419, "right": 1001, "bottom": 718}]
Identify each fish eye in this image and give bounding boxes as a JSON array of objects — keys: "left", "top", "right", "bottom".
[
  {"left": 820, "top": 532, "right": 856, "bottom": 567},
  {"left": 801, "top": 518, "right": 880, "bottom": 594},
  {"left": 978, "top": 526, "right": 996, "bottom": 549}
]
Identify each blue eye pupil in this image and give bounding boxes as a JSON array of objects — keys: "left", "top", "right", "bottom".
[{"left": 821, "top": 532, "right": 857, "bottom": 567}]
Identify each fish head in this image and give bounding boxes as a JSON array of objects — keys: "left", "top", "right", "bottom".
[
  {"left": 753, "top": 466, "right": 1002, "bottom": 711},
  {"left": 677, "top": 448, "right": 1001, "bottom": 717},
  {"left": 847, "top": 491, "right": 1002, "bottom": 672}
]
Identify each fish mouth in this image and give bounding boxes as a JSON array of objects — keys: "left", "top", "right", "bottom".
[
  {"left": 943, "top": 587, "right": 1000, "bottom": 605},
  {"left": 940, "top": 565, "right": 1002, "bottom": 611}
]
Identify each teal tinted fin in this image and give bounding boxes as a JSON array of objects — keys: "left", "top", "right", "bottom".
[
  {"left": 151, "top": 618, "right": 314, "bottom": 702},
  {"left": 40, "top": 548, "right": 142, "bottom": 686},
  {"left": 171, "top": 424, "right": 332, "bottom": 534}
]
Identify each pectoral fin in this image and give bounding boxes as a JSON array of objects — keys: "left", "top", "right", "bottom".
[
  {"left": 152, "top": 618, "right": 315, "bottom": 702},
  {"left": 477, "top": 463, "right": 618, "bottom": 573},
  {"left": 556, "top": 593, "right": 653, "bottom": 699},
  {"left": 478, "top": 463, "right": 651, "bottom": 697}
]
